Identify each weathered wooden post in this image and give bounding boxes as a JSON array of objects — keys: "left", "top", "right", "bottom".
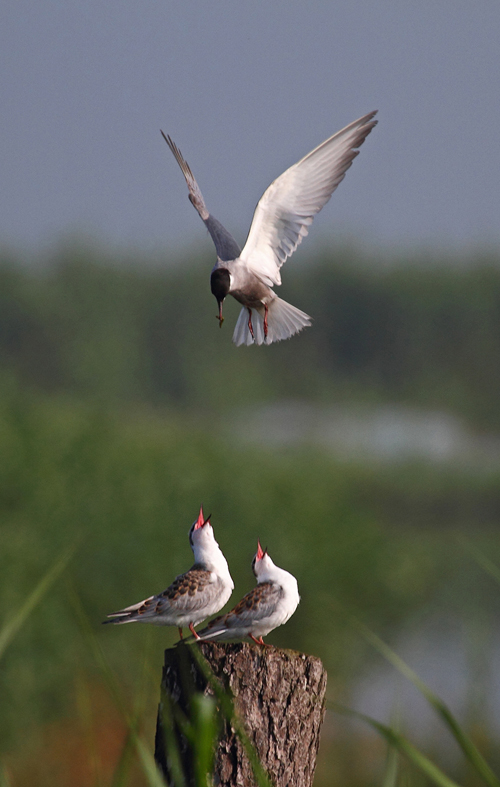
[{"left": 155, "top": 641, "right": 327, "bottom": 787}]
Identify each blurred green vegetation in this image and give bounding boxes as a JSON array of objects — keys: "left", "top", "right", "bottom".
[
  {"left": 1, "top": 242, "right": 500, "bottom": 425},
  {"left": 1, "top": 242, "right": 500, "bottom": 785}
]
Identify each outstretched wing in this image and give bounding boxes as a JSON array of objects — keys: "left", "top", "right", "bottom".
[
  {"left": 163, "top": 132, "right": 241, "bottom": 262},
  {"left": 199, "top": 581, "right": 283, "bottom": 638},
  {"left": 162, "top": 132, "right": 209, "bottom": 220},
  {"left": 239, "top": 111, "right": 378, "bottom": 287}
]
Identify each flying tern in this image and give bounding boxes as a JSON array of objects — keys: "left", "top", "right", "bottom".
[{"left": 163, "top": 111, "right": 377, "bottom": 345}]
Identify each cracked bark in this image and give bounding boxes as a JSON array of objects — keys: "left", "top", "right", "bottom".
[{"left": 155, "top": 641, "right": 327, "bottom": 787}]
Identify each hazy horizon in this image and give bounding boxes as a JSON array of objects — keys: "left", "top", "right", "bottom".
[{"left": 2, "top": 2, "right": 500, "bottom": 256}]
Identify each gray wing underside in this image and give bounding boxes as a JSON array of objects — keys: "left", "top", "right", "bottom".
[
  {"left": 203, "top": 215, "right": 241, "bottom": 262},
  {"left": 162, "top": 132, "right": 241, "bottom": 262},
  {"left": 198, "top": 582, "right": 283, "bottom": 637},
  {"left": 239, "top": 111, "right": 378, "bottom": 287}
]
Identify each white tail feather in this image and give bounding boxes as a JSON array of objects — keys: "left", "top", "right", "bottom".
[
  {"left": 197, "top": 627, "right": 229, "bottom": 640},
  {"left": 232, "top": 297, "right": 311, "bottom": 346}
]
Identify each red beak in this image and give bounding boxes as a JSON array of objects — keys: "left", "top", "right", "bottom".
[
  {"left": 218, "top": 301, "right": 224, "bottom": 327},
  {"left": 256, "top": 540, "right": 265, "bottom": 561},
  {"left": 194, "top": 505, "right": 210, "bottom": 530}
]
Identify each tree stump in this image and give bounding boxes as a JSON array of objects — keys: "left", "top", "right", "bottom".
[{"left": 155, "top": 641, "right": 327, "bottom": 787}]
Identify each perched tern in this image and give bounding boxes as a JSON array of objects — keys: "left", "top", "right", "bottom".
[
  {"left": 162, "top": 111, "right": 377, "bottom": 345},
  {"left": 192, "top": 541, "right": 300, "bottom": 645},
  {"left": 103, "top": 506, "right": 234, "bottom": 639}
]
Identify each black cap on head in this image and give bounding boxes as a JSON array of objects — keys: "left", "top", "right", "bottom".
[{"left": 210, "top": 268, "right": 231, "bottom": 304}]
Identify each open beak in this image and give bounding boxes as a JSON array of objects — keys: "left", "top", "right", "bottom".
[
  {"left": 194, "top": 505, "right": 211, "bottom": 530},
  {"left": 194, "top": 506, "right": 205, "bottom": 530}
]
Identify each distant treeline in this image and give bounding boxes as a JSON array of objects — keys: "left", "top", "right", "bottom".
[{"left": 1, "top": 243, "right": 500, "bottom": 427}]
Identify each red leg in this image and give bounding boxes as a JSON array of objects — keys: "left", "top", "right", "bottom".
[
  {"left": 247, "top": 308, "right": 255, "bottom": 340},
  {"left": 249, "top": 633, "right": 264, "bottom": 645},
  {"left": 189, "top": 622, "right": 201, "bottom": 640},
  {"left": 263, "top": 304, "right": 269, "bottom": 339},
  {"left": 178, "top": 627, "right": 183, "bottom": 639}
]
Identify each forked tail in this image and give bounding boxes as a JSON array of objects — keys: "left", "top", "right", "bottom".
[{"left": 232, "top": 297, "right": 312, "bottom": 346}]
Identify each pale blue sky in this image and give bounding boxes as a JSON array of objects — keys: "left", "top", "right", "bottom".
[{"left": 2, "top": 2, "right": 499, "bottom": 255}]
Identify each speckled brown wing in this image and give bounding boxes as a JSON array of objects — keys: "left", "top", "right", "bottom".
[
  {"left": 205, "top": 581, "right": 284, "bottom": 631},
  {"left": 145, "top": 566, "right": 219, "bottom": 615},
  {"left": 108, "top": 565, "right": 221, "bottom": 623}
]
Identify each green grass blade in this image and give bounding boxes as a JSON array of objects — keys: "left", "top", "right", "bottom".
[
  {"left": 156, "top": 658, "right": 218, "bottom": 787},
  {"left": 187, "top": 644, "right": 273, "bottom": 787},
  {"left": 135, "top": 738, "right": 171, "bottom": 787},
  {"left": 0, "top": 543, "right": 76, "bottom": 660},
  {"left": 330, "top": 702, "right": 463, "bottom": 787},
  {"left": 109, "top": 729, "right": 135, "bottom": 787},
  {"left": 190, "top": 694, "right": 218, "bottom": 787},
  {"left": 156, "top": 687, "right": 188, "bottom": 787},
  {"left": 68, "top": 587, "right": 168, "bottom": 787},
  {"left": 350, "top": 618, "right": 500, "bottom": 787},
  {"left": 381, "top": 742, "right": 399, "bottom": 787},
  {"left": 381, "top": 707, "right": 401, "bottom": 787}
]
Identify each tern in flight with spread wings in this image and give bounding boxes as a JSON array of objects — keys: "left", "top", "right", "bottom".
[{"left": 162, "top": 111, "right": 377, "bottom": 346}]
